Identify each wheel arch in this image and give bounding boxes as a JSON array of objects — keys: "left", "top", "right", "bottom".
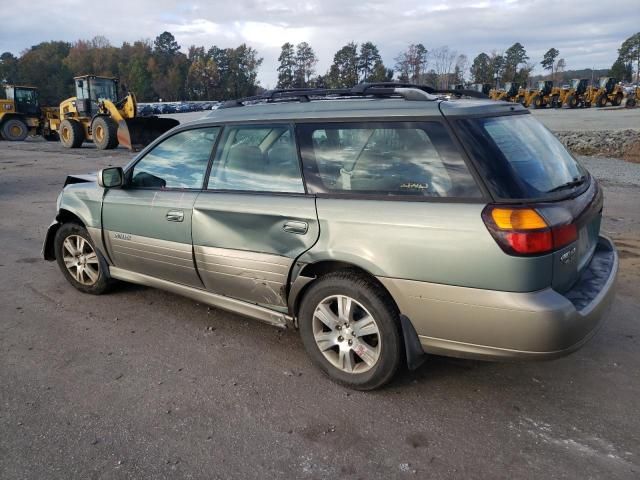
[
  {"left": 43, "top": 209, "right": 87, "bottom": 260},
  {"left": 289, "top": 260, "right": 426, "bottom": 371}
]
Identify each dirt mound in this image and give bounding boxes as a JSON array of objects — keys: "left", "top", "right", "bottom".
[{"left": 554, "top": 130, "right": 640, "bottom": 163}]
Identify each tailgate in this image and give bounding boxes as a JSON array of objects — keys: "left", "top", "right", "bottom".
[{"left": 550, "top": 179, "right": 603, "bottom": 293}]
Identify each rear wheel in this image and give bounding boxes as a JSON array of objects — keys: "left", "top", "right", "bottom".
[
  {"left": 92, "top": 116, "right": 118, "bottom": 150},
  {"left": 299, "top": 272, "right": 402, "bottom": 390},
  {"left": 596, "top": 94, "right": 608, "bottom": 108},
  {"left": 59, "top": 119, "right": 84, "bottom": 148},
  {"left": 612, "top": 93, "right": 623, "bottom": 107},
  {"left": 1, "top": 118, "right": 29, "bottom": 141},
  {"left": 567, "top": 95, "right": 578, "bottom": 108},
  {"left": 627, "top": 97, "right": 637, "bottom": 108},
  {"left": 531, "top": 95, "right": 542, "bottom": 109},
  {"left": 54, "top": 223, "right": 112, "bottom": 294}
]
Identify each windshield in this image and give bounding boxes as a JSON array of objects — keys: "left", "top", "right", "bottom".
[
  {"left": 90, "top": 78, "right": 117, "bottom": 102},
  {"left": 456, "top": 114, "right": 587, "bottom": 200}
]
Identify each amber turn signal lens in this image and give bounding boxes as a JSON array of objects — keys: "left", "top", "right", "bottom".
[{"left": 491, "top": 208, "right": 548, "bottom": 230}]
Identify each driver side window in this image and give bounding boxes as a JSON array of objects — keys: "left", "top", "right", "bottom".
[{"left": 131, "top": 127, "right": 220, "bottom": 189}]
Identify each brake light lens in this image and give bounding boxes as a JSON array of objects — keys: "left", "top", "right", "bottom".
[{"left": 482, "top": 206, "right": 577, "bottom": 256}]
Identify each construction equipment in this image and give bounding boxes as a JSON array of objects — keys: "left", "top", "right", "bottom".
[
  {"left": 490, "top": 82, "right": 520, "bottom": 102},
  {"left": 558, "top": 78, "right": 590, "bottom": 108},
  {"left": 0, "top": 85, "right": 59, "bottom": 141},
  {"left": 523, "top": 81, "right": 562, "bottom": 109},
  {"left": 586, "top": 77, "right": 625, "bottom": 108},
  {"left": 469, "top": 83, "right": 493, "bottom": 95},
  {"left": 625, "top": 87, "right": 640, "bottom": 107},
  {"left": 55, "top": 75, "right": 179, "bottom": 151}
]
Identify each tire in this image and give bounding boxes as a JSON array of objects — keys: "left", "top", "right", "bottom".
[
  {"left": 531, "top": 95, "right": 542, "bottom": 109},
  {"left": 567, "top": 95, "right": 577, "bottom": 109},
  {"left": 1, "top": 118, "right": 29, "bottom": 141},
  {"left": 596, "top": 94, "right": 608, "bottom": 108},
  {"left": 552, "top": 95, "right": 561, "bottom": 108},
  {"left": 59, "top": 119, "right": 84, "bottom": 148},
  {"left": 612, "top": 93, "right": 623, "bottom": 107},
  {"left": 92, "top": 116, "right": 118, "bottom": 150},
  {"left": 54, "top": 223, "right": 113, "bottom": 295},
  {"left": 298, "top": 271, "right": 402, "bottom": 390},
  {"left": 627, "top": 97, "right": 637, "bottom": 108}
]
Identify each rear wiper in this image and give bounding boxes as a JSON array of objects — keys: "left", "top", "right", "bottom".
[{"left": 546, "top": 176, "right": 586, "bottom": 193}]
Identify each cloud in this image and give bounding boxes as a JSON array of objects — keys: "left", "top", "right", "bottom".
[{"left": 4, "top": 0, "right": 639, "bottom": 88}]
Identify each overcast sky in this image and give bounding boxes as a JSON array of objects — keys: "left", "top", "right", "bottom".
[{"left": 5, "top": 0, "right": 639, "bottom": 87}]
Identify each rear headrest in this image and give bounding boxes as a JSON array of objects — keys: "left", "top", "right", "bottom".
[{"left": 226, "top": 144, "right": 263, "bottom": 173}]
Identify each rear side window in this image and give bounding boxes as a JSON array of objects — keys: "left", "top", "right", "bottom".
[
  {"left": 456, "top": 114, "right": 587, "bottom": 200},
  {"left": 297, "top": 122, "right": 481, "bottom": 198},
  {"left": 208, "top": 124, "right": 304, "bottom": 193}
]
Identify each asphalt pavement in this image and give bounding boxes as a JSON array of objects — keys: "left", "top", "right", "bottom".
[{"left": 1, "top": 140, "right": 639, "bottom": 479}]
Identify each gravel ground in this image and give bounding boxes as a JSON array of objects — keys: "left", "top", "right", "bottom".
[{"left": 0, "top": 140, "right": 639, "bottom": 480}]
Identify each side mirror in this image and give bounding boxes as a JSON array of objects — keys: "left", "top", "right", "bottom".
[{"left": 98, "top": 167, "right": 124, "bottom": 188}]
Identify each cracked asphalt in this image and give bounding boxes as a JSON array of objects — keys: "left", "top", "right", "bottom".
[{"left": 1, "top": 140, "right": 639, "bottom": 479}]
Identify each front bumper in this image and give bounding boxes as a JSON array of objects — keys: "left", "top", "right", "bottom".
[{"left": 378, "top": 236, "right": 618, "bottom": 361}]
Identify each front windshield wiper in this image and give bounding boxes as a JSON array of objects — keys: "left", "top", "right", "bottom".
[{"left": 546, "top": 176, "right": 586, "bottom": 193}]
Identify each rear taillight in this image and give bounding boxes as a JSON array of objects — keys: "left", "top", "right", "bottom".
[{"left": 482, "top": 206, "right": 577, "bottom": 256}]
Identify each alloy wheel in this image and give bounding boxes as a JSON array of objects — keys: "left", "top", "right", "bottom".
[
  {"left": 62, "top": 235, "right": 100, "bottom": 285},
  {"left": 312, "top": 295, "right": 381, "bottom": 374}
]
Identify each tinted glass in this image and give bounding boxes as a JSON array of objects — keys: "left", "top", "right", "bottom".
[
  {"left": 131, "top": 127, "right": 219, "bottom": 189},
  {"left": 208, "top": 125, "right": 304, "bottom": 193},
  {"left": 457, "top": 114, "right": 587, "bottom": 200},
  {"left": 297, "top": 122, "right": 480, "bottom": 198}
]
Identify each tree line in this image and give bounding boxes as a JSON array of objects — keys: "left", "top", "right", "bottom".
[{"left": 1, "top": 31, "right": 638, "bottom": 105}]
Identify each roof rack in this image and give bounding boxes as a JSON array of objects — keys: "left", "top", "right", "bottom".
[{"left": 219, "top": 82, "right": 488, "bottom": 109}]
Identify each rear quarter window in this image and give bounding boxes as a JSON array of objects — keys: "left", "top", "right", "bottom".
[{"left": 297, "top": 121, "right": 481, "bottom": 198}]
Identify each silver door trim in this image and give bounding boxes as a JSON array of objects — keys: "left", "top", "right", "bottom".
[{"left": 109, "top": 266, "right": 291, "bottom": 328}]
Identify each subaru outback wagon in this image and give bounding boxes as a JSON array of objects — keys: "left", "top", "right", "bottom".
[{"left": 43, "top": 84, "right": 618, "bottom": 390}]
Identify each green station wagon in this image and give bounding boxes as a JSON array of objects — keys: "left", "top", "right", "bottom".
[{"left": 43, "top": 84, "right": 618, "bottom": 389}]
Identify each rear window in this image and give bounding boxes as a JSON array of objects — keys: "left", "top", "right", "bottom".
[
  {"left": 297, "top": 121, "right": 481, "bottom": 198},
  {"left": 456, "top": 114, "right": 587, "bottom": 200}
]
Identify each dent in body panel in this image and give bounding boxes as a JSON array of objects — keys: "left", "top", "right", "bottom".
[
  {"left": 59, "top": 183, "right": 104, "bottom": 228},
  {"left": 192, "top": 193, "right": 320, "bottom": 309},
  {"left": 194, "top": 245, "right": 291, "bottom": 306},
  {"left": 302, "top": 198, "right": 552, "bottom": 292}
]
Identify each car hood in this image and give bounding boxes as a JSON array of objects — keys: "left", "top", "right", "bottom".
[{"left": 63, "top": 173, "right": 97, "bottom": 187}]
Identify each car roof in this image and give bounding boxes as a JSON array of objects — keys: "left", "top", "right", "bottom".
[{"left": 196, "top": 98, "right": 526, "bottom": 124}]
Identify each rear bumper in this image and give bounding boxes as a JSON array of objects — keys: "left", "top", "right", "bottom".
[{"left": 378, "top": 236, "right": 618, "bottom": 361}]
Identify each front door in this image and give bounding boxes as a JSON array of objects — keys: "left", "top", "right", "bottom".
[
  {"left": 102, "top": 126, "right": 221, "bottom": 288},
  {"left": 192, "top": 124, "right": 319, "bottom": 309}
]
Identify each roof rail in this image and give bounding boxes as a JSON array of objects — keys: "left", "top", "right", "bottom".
[{"left": 219, "top": 82, "right": 488, "bottom": 109}]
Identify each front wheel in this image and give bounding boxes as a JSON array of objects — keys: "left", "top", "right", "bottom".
[
  {"left": 54, "top": 223, "right": 113, "bottom": 294},
  {"left": 2, "top": 118, "right": 29, "bottom": 141},
  {"left": 612, "top": 93, "right": 623, "bottom": 107},
  {"left": 299, "top": 272, "right": 402, "bottom": 390},
  {"left": 92, "top": 116, "right": 118, "bottom": 150}
]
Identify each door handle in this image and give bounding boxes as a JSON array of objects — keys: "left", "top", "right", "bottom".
[
  {"left": 166, "top": 210, "right": 184, "bottom": 222},
  {"left": 283, "top": 220, "right": 308, "bottom": 235}
]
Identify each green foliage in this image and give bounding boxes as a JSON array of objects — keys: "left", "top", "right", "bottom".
[
  {"left": 470, "top": 53, "right": 492, "bottom": 84},
  {"left": 293, "top": 42, "right": 317, "bottom": 88},
  {"left": 503, "top": 42, "right": 529, "bottom": 82},
  {"left": 16, "top": 41, "right": 73, "bottom": 104},
  {"left": 153, "top": 32, "right": 181, "bottom": 56},
  {"left": 610, "top": 57, "right": 633, "bottom": 83},
  {"left": 0, "top": 52, "right": 19, "bottom": 84},
  {"left": 541, "top": 48, "right": 559, "bottom": 72},
  {"left": 618, "top": 32, "right": 640, "bottom": 83},
  {"left": 326, "top": 42, "right": 359, "bottom": 88},
  {"left": 277, "top": 43, "right": 296, "bottom": 88}
]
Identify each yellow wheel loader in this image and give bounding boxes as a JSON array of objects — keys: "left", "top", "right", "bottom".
[
  {"left": 491, "top": 82, "right": 520, "bottom": 102},
  {"left": 525, "top": 81, "right": 562, "bottom": 109},
  {"left": 625, "top": 87, "right": 640, "bottom": 108},
  {"left": 558, "top": 79, "right": 590, "bottom": 108},
  {"left": 55, "top": 75, "right": 179, "bottom": 151},
  {"left": 0, "top": 85, "right": 59, "bottom": 141},
  {"left": 587, "top": 77, "right": 625, "bottom": 108}
]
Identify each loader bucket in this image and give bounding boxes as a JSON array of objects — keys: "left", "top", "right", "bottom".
[{"left": 117, "top": 117, "right": 180, "bottom": 151}]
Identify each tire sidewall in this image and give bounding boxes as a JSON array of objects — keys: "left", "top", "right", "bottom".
[
  {"left": 299, "top": 274, "right": 401, "bottom": 390},
  {"left": 2, "top": 118, "right": 28, "bottom": 141},
  {"left": 54, "top": 223, "right": 111, "bottom": 295}
]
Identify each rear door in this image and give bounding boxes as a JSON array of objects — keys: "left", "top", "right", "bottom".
[
  {"left": 102, "top": 127, "right": 220, "bottom": 288},
  {"left": 192, "top": 123, "right": 319, "bottom": 309}
]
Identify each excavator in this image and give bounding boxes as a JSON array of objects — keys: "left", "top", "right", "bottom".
[
  {"left": 54, "top": 75, "right": 179, "bottom": 151},
  {"left": 0, "top": 85, "right": 59, "bottom": 141}
]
